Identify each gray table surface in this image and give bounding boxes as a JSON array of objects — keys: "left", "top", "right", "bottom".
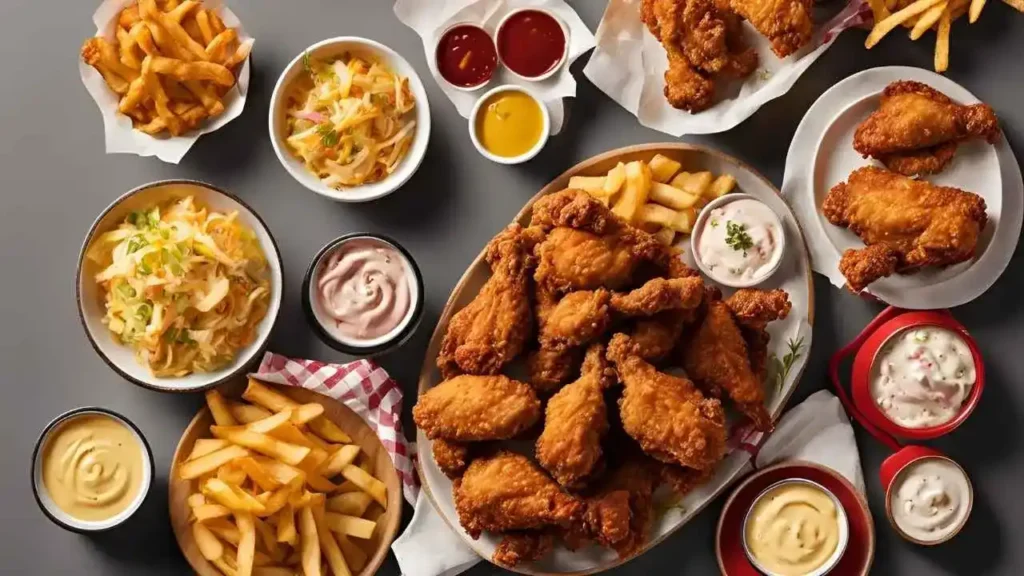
[{"left": 2, "top": 1, "right": 1022, "bottom": 574}]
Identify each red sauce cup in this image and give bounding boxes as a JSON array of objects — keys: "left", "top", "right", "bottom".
[
  {"left": 850, "top": 311, "right": 984, "bottom": 441},
  {"left": 434, "top": 22, "right": 497, "bottom": 91},
  {"left": 495, "top": 8, "right": 568, "bottom": 81},
  {"left": 880, "top": 446, "right": 974, "bottom": 546}
]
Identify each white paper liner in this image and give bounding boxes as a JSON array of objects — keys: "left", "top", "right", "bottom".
[
  {"left": 80, "top": 0, "right": 254, "bottom": 164},
  {"left": 393, "top": 0, "right": 596, "bottom": 135}
]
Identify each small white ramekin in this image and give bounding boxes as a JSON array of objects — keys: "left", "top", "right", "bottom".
[
  {"left": 690, "top": 192, "right": 786, "bottom": 288},
  {"left": 494, "top": 8, "right": 569, "bottom": 82},
  {"left": 468, "top": 84, "right": 550, "bottom": 165}
]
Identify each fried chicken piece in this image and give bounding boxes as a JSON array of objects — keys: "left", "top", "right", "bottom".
[
  {"left": 664, "top": 57, "right": 716, "bottom": 112},
  {"left": 413, "top": 375, "right": 541, "bottom": 441},
  {"left": 537, "top": 345, "right": 615, "bottom": 488},
  {"left": 527, "top": 347, "right": 582, "bottom": 394},
  {"left": 683, "top": 300, "right": 773, "bottom": 431},
  {"left": 608, "top": 334, "right": 727, "bottom": 470},
  {"left": 658, "top": 463, "right": 714, "bottom": 497},
  {"left": 574, "top": 457, "right": 659, "bottom": 558},
  {"left": 537, "top": 288, "right": 612, "bottom": 350},
  {"left": 453, "top": 451, "right": 583, "bottom": 538},
  {"left": 725, "top": 288, "right": 792, "bottom": 331},
  {"left": 727, "top": 0, "right": 813, "bottom": 58},
  {"left": 431, "top": 439, "right": 471, "bottom": 479},
  {"left": 853, "top": 81, "right": 1000, "bottom": 176},
  {"left": 628, "top": 310, "right": 691, "bottom": 362},
  {"left": 493, "top": 531, "right": 555, "bottom": 568},
  {"left": 437, "top": 224, "right": 535, "bottom": 379},
  {"left": 823, "top": 166, "right": 988, "bottom": 292},
  {"left": 610, "top": 276, "right": 704, "bottom": 316}
]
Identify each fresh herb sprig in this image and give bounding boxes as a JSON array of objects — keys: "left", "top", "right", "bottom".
[
  {"left": 316, "top": 123, "right": 339, "bottom": 148},
  {"left": 302, "top": 51, "right": 313, "bottom": 75},
  {"left": 725, "top": 220, "right": 753, "bottom": 255},
  {"left": 768, "top": 336, "right": 805, "bottom": 392}
]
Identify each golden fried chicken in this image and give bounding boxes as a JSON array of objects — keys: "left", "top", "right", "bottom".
[
  {"left": 628, "top": 310, "right": 691, "bottom": 362},
  {"left": 823, "top": 166, "right": 988, "bottom": 292},
  {"left": 493, "top": 531, "right": 555, "bottom": 568},
  {"left": 608, "top": 334, "right": 727, "bottom": 470},
  {"left": 853, "top": 81, "right": 1000, "bottom": 176},
  {"left": 413, "top": 375, "right": 541, "bottom": 441},
  {"left": 437, "top": 224, "right": 535, "bottom": 379},
  {"left": 574, "top": 457, "right": 659, "bottom": 558},
  {"left": 610, "top": 276, "right": 704, "bottom": 316},
  {"left": 453, "top": 451, "right": 583, "bottom": 538},
  {"left": 527, "top": 347, "right": 582, "bottom": 394},
  {"left": 431, "top": 439, "right": 471, "bottom": 479},
  {"left": 537, "top": 345, "right": 615, "bottom": 488},
  {"left": 727, "top": 0, "right": 813, "bottom": 57},
  {"left": 537, "top": 288, "right": 611, "bottom": 350},
  {"left": 725, "top": 288, "right": 792, "bottom": 331},
  {"left": 683, "top": 299, "right": 772, "bottom": 431}
]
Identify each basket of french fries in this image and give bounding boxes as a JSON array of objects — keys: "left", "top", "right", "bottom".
[
  {"left": 170, "top": 378, "right": 402, "bottom": 576},
  {"left": 80, "top": 0, "right": 254, "bottom": 163}
]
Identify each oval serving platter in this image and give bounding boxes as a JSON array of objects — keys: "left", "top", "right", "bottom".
[{"left": 415, "top": 143, "right": 815, "bottom": 574}]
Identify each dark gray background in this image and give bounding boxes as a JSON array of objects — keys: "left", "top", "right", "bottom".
[{"left": 1, "top": 0, "right": 1021, "bottom": 574}]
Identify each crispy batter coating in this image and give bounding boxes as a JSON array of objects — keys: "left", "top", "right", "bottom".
[
  {"left": 527, "top": 347, "right": 582, "bottom": 394},
  {"left": 727, "top": 0, "right": 813, "bottom": 57},
  {"left": 413, "top": 375, "right": 540, "bottom": 441},
  {"left": 610, "top": 276, "right": 704, "bottom": 316},
  {"left": 576, "top": 457, "right": 659, "bottom": 558},
  {"left": 628, "top": 310, "right": 691, "bottom": 362},
  {"left": 538, "top": 289, "right": 612, "bottom": 349},
  {"left": 431, "top": 439, "right": 471, "bottom": 479},
  {"left": 724, "top": 288, "right": 792, "bottom": 331},
  {"left": 878, "top": 142, "right": 958, "bottom": 176},
  {"left": 493, "top": 531, "right": 556, "bottom": 568}
]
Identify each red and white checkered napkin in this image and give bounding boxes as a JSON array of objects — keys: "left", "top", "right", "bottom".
[{"left": 252, "top": 352, "right": 419, "bottom": 505}]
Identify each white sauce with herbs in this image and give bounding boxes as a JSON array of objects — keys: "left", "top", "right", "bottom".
[
  {"left": 696, "top": 199, "right": 782, "bottom": 284},
  {"left": 890, "top": 458, "right": 971, "bottom": 542}
]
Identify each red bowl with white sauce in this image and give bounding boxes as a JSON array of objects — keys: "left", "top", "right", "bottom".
[
  {"left": 850, "top": 311, "right": 984, "bottom": 440},
  {"left": 302, "top": 233, "right": 424, "bottom": 357},
  {"left": 690, "top": 193, "right": 786, "bottom": 288},
  {"left": 494, "top": 8, "right": 569, "bottom": 82},
  {"left": 880, "top": 446, "right": 974, "bottom": 545}
]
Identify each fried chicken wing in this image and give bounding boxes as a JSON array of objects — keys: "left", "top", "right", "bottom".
[
  {"left": 437, "top": 224, "right": 536, "bottom": 379},
  {"left": 854, "top": 81, "right": 1000, "bottom": 176},
  {"left": 683, "top": 300, "right": 772, "bottom": 431},
  {"left": 537, "top": 345, "right": 615, "bottom": 488},
  {"left": 725, "top": 288, "right": 792, "bottom": 331},
  {"left": 413, "top": 375, "right": 541, "bottom": 441},
  {"left": 573, "top": 457, "right": 659, "bottom": 558},
  {"left": 453, "top": 451, "right": 583, "bottom": 538},
  {"left": 610, "top": 276, "right": 704, "bottom": 316},
  {"left": 537, "top": 288, "right": 612, "bottom": 350},
  {"left": 823, "top": 166, "right": 988, "bottom": 291},
  {"left": 727, "top": 0, "right": 813, "bottom": 57},
  {"left": 493, "top": 531, "right": 556, "bottom": 568},
  {"left": 628, "top": 310, "right": 691, "bottom": 362},
  {"left": 527, "top": 347, "right": 582, "bottom": 393},
  {"left": 431, "top": 439, "right": 471, "bottom": 479},
  {"left": 608, "top": 334, "right": 727, "bottom": 470}
]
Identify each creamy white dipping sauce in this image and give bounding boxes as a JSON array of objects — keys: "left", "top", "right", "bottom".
[
  {"left": 871, "top": 327, "right": 975, "bottom": 428},
  {"left": 890, "top": 458, "right": 971, "bottom": 542},
  {"left": 696, "top": 199, "right": 782, "bottom": 285}
]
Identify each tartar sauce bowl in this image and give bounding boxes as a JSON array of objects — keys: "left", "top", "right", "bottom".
[
  {"left": 31, "top": 407, "right": 154, "bottom": 533},
  {"left": 269, "top": 37, "right": 431, "bottom": 203},
  {"left": 690, "top": 193, "right": 786, "bottom": 288},
  {"left": 302, "top": 233, "right": 424, "bottom": 357},
  {"left": 494, "top": 8, "right": 569, "bottom": 82},
  {"left": 469, "top": 84, "right": 550, "bottom": 165},
  {"left": 851, "top": 311, "right": 984, "bottom": 441},
  {"left": 741, "top": 478, "right": 850, "bottom": 576},
  {"left": 881, "top": 446, "right": 973, "bottom": 546}
]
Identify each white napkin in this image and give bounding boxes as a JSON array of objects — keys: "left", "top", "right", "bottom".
[
  {"left": 582, "top": 0, "right": 871, "bottom": 137},
  {"left": 393, "top": 0, "right": 596, "bottom": 135},
  {"left": 80, "top": 0, "right": 254, "bottom": 164},
  {"left": 392, "top": 490, "right": 480, "bottom": 576}
]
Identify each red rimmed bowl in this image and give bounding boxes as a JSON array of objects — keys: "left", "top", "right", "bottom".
[
  {"left": 850, "top": 311, "right": 984, "bottom": 441},
  {"left": 880, "top": 446, "right": 974, "bottom": 546},
  {"left": 717, "top": 461, "right": 874, "bottom": 576}
]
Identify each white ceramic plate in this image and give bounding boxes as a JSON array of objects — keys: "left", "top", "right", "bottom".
[
  {"left": 415, "top": 144, "right": 814, "bottom": 574},
  {"left": 77, "top": 180, "right": 283, "bottom": 393},
  {"left": 783, "top": 66, "right": 1023, "bottom": 308}
]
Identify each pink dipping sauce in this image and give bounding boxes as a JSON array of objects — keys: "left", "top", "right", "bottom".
[{"left": 317, "top": 239, "right": 411, "bottom": 341}]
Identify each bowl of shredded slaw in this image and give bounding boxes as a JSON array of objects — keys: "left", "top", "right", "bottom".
[
  {"left": 269, "top": 37, "right": 431, "bottom": 203},
  {"left": 77, "top": 180, "right": 283, "bottom": 393}
]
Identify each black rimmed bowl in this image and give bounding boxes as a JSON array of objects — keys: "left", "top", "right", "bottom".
[
  {"left": 31, "top": 407, "right": 155, "bottom": 533},
  {"left": 76, "top": 180, "right": 284, "bottom": 393},
  {"left": 302, "top": 233, "right": 424, "bottom": 356}
]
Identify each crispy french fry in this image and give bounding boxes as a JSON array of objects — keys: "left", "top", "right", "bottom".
[
  {"left": 334, "top": 533, "right": 367, "bottom": 572},
  {"left": 236, "top": 457, "right": 283, "bottom": 492},
  {"left": 213, "top": 557, "right": 238, "bottom": 576},
  {"left": 327, "top": 492, "right": 373, "bottom": 517},
  {"left": 298, "top": 507, "right": 321, "bottom": 576},
  {"left": 649, "top": 182, "right": 701, "bottom": 209},
  {"left": 254, "top": 516, "right": 284, "bottom": 563},
  {"left": 568, "top": 176, "right": 607, "bottom": 195},
  {"left": 211, "top": 426, "right": 310, "bottom": 466},
  {"left": 180, "top": 445, "right": 249, "bottom": 480},
  {"left": 291, "top": 403, "right": 325, "bottom": 425},
  {"left": 247, "top": 409, "right": 293, "bottom": 435},
  {"left": 188, "top": 439, "right": 231, "bottom": 461},
  {"left": 206, "top": 29, "right": 239, "bottom": 65},
  {"left": 188, "top": 493, "right": 207, "bottom": 508},
  {"left": 653, "top": 227, "right": 676, "bottom": 246},
  {"left": 669, "top": 171, "right": 715, "bottom": 197},
  {"left": 168, "top": 0, "right": 198, "bottom": 22},
  {"left": 308, "top": 417, "right": 352, "bottom": 444},
  {"left": 217, "top": 464, "right": 247, "bottom": 486},
  {"left": 340, "top": 465, "right": 387, "bottom": 508},
  {"left": 204, "top": 478, "right": 266, "bottom": 513},
  {"left": 911, "top": 1, "right": 947, "bottom": 38},
  {"left": 206, "top": 390, "right": 238, "bottom": 426},
  {"left": 195, "top": 9, "right": 215, "bottom": 45},
  {"left": 866, "top": 0, "right": 945, "bottom": 47},
  {"left": 648, "top": 154, "right": 682, "bottom": 183},
  {"left": 969, "top": 0, "right": 987, "bottom": 20},
  {"left": 313, "top": 503, "right": 353, "bottom": 576},
  {"left": 611, "top": 161, "right": 652, "bottom": 223},
  {"left": 706, "top": 174, "right": 737, "bottom": 199},
  {"left": 150, "top": 56, "right": 233, "bottom": 85},
  {"left": 194, "top": 504, "right": 232, "bottom": 522},
  {"left": 229, "top": 402, "right": 274, "bottom": 424},
  {"left": 243, "top": 379, "right": 298, "bottom": 412},
  {"left": 935, "top": 6, "right": 952, "bottom": 72},
  {"left": 251, "top": 456, "right": 304, "bottom": 486},
  {"left": 139, "top": 0, "right": 210, "bottom": 61},
  {"left": 276, "top": 503, "right": 298, "bottom": 545},
  {"left": 235, "top": 512, "right": 256, "bottom": 576},
  {"left": 323, "top": 512, "right": 377, "bottom": 540},
  {"left": 205, "top": 518, "right": 241, "bottom": 545},
  {"left": 335, "top": 480, "right": 360, "bottom": 494},
  {"left": 869, "top": 0, "right": 893, "bottom": 22},
  {"left": 116, "top": 27, "right": 143, "bottom": 71},
  {"left": 194, "top": 521, "right": 225, "bottom": 561},
  {"left": 603, "top": 162, "right": 627, "bottom": 197},
  {"left": 321, "top": 444, "right": 361, "bottom": 478}
]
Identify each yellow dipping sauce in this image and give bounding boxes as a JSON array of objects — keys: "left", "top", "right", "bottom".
[
  {"left": 475, "top": 90, "right": 543, "bottom": 158},
  {"left": 41, "top": 413, "right": 145, "bottom": 522},
  {"left": 745, "top": 482, "right": 841, "bottom": 576}
]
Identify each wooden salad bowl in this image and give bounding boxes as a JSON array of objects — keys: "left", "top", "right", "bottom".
[{"left": 168, "top": 377, "right": 403, "bottom": 576}]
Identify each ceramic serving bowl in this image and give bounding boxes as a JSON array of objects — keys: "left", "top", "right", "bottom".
[
  {"left": 690, "top": 193, "right": 787, "bottom": 288},
  {"left": 76, "top": 180, "right": 283, "bottom": 393},
  {"left": 494, "top": 7, "right": 569, "bottom": 82},
  {"left": 880, "top": 446, "right": 974, "bottom": 546},
  {"left": 31, "top": 407, "right": 154, "bottom": 533},
  {"left": 468, "top": 84, "right": 550, "bottom": 165},
  {"left": 434, "top": 22, "right": 497, "bottom": 91},
  {"left": 302, "top": 233, "right": 424, "bottom": 356},
  {"left": 269, "top": 36, "right": 431, "bottom": 203},
  {"left": 850, "top": 310, "right": 984, "bottom": 440}
]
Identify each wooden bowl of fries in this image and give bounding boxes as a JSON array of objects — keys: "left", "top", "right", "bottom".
[{"left": 169, "top": 377, "right": 402, "bottom": 576}]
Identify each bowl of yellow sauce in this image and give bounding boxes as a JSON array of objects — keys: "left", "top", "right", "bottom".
[
  {"left": 31, "top": 407, "right": 153, "bottom": 532},
  {"left": 743, "top": 478, "right": 850, "bottom": 576},
  {"left": 469, "top": 84, "right": 549, "bottom": 164}
]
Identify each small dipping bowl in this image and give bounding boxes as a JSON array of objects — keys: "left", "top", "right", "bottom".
[
  {"left": 302, "top": 233, "right": 424, "bottom": 356},
  {"left": 31, "top": 407, "right": 154, "bottom": 533},
  {"left": 742, "top": 478, "right": 850, "bottom": 576},
  {"left": 851, "top": 311, "right": 984, "bottom": 441},
  {"left": 881, "top": 446, "right": 973, "bottom": 545},
  {"left": 434, "top": 22, "right": 498, "bottom": 91},
  {"left": 469, "top": 84, "right": 550, "bottom": 165},
  {"left": 495, "top": 8, "right": 569, "bottom": 81},
  {"left": 690, "top": 193, "right": 786, "bottom": 288}
]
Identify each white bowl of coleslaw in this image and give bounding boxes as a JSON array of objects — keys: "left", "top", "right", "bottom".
[
  {"left": 269, "top": 37, "right": 431, "bottom": 203},
  {"left": 76, "top": 180, "right": 283, "bottom": 393}
]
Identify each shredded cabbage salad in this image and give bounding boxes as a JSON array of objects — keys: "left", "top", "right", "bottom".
[
  {"left": 87, "top": 196, "right": 271, "bottom": 377},
  {"left": 284, "top": 51, "right": 417, "bottom": 188}
]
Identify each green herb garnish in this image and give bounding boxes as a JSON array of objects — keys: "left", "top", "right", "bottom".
[
  {"left": 725, "top": 221, "right": 753, "bottom": 255},
  {"left": 316, "top": 124, "right": 339, "bottom": 148},
  {"left": 302, "top": 51, "right": 313, "bottom": 75},
  {"left": 768, "top": 336, "right": 805, "bottom": 393},
  {"left": 710, "top": 218, "right": 719, "bottom": 228}
]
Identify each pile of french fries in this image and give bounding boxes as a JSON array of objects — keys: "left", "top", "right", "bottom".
[
  {"left": 569, "top": 154, "right": 736, "bottom": 246},
  {"left": 180, "top": 379, "right": 388, "bottom": 576},
  {"left": 80, "top": 0, "right": 251, "bottom": 136},
  {"left": 866, "top": 0, "right": 1023, "bottom": 72}
]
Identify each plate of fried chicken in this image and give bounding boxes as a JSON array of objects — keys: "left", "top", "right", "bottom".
[
  {"left": 783, "top": 66, "right": 1024, "bottom": 308},
  {"left": 412, "top": 144, "right": 814, "bottom": 573}
]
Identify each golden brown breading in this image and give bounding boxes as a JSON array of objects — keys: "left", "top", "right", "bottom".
[
  {"left": 413, "top": 375, "right": 541, "bottom": 441},
  {"left": 527, "top": 347, "right": 582, "bottom": 394},
  {"left": 877, "top": 142, "right": 958, "bottom": 176},
  {"left": 724, "top": 288, "right": 792, "bottom": 331},
  {"left": 493, "top": 531, "right": 556, "bottom": 568},
  {"left": 431, "top": 439, "right": 471, "bottom": 479},
  {"left": 727, "top": 0, "right": 813, "bottom": 57},
  {"left": 610, "top": 276, "right": 704, "bottom": 316},
  {"left": 537, "top": 289, "right": 612, "bottom": 350}
]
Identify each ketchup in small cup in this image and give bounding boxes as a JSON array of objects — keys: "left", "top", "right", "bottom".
[
  {"left": 435, "top": 24, "right": 498, "bottom": 90},
  {"left": 496, "top": 9, "right": 567, "bottom": 80}
]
